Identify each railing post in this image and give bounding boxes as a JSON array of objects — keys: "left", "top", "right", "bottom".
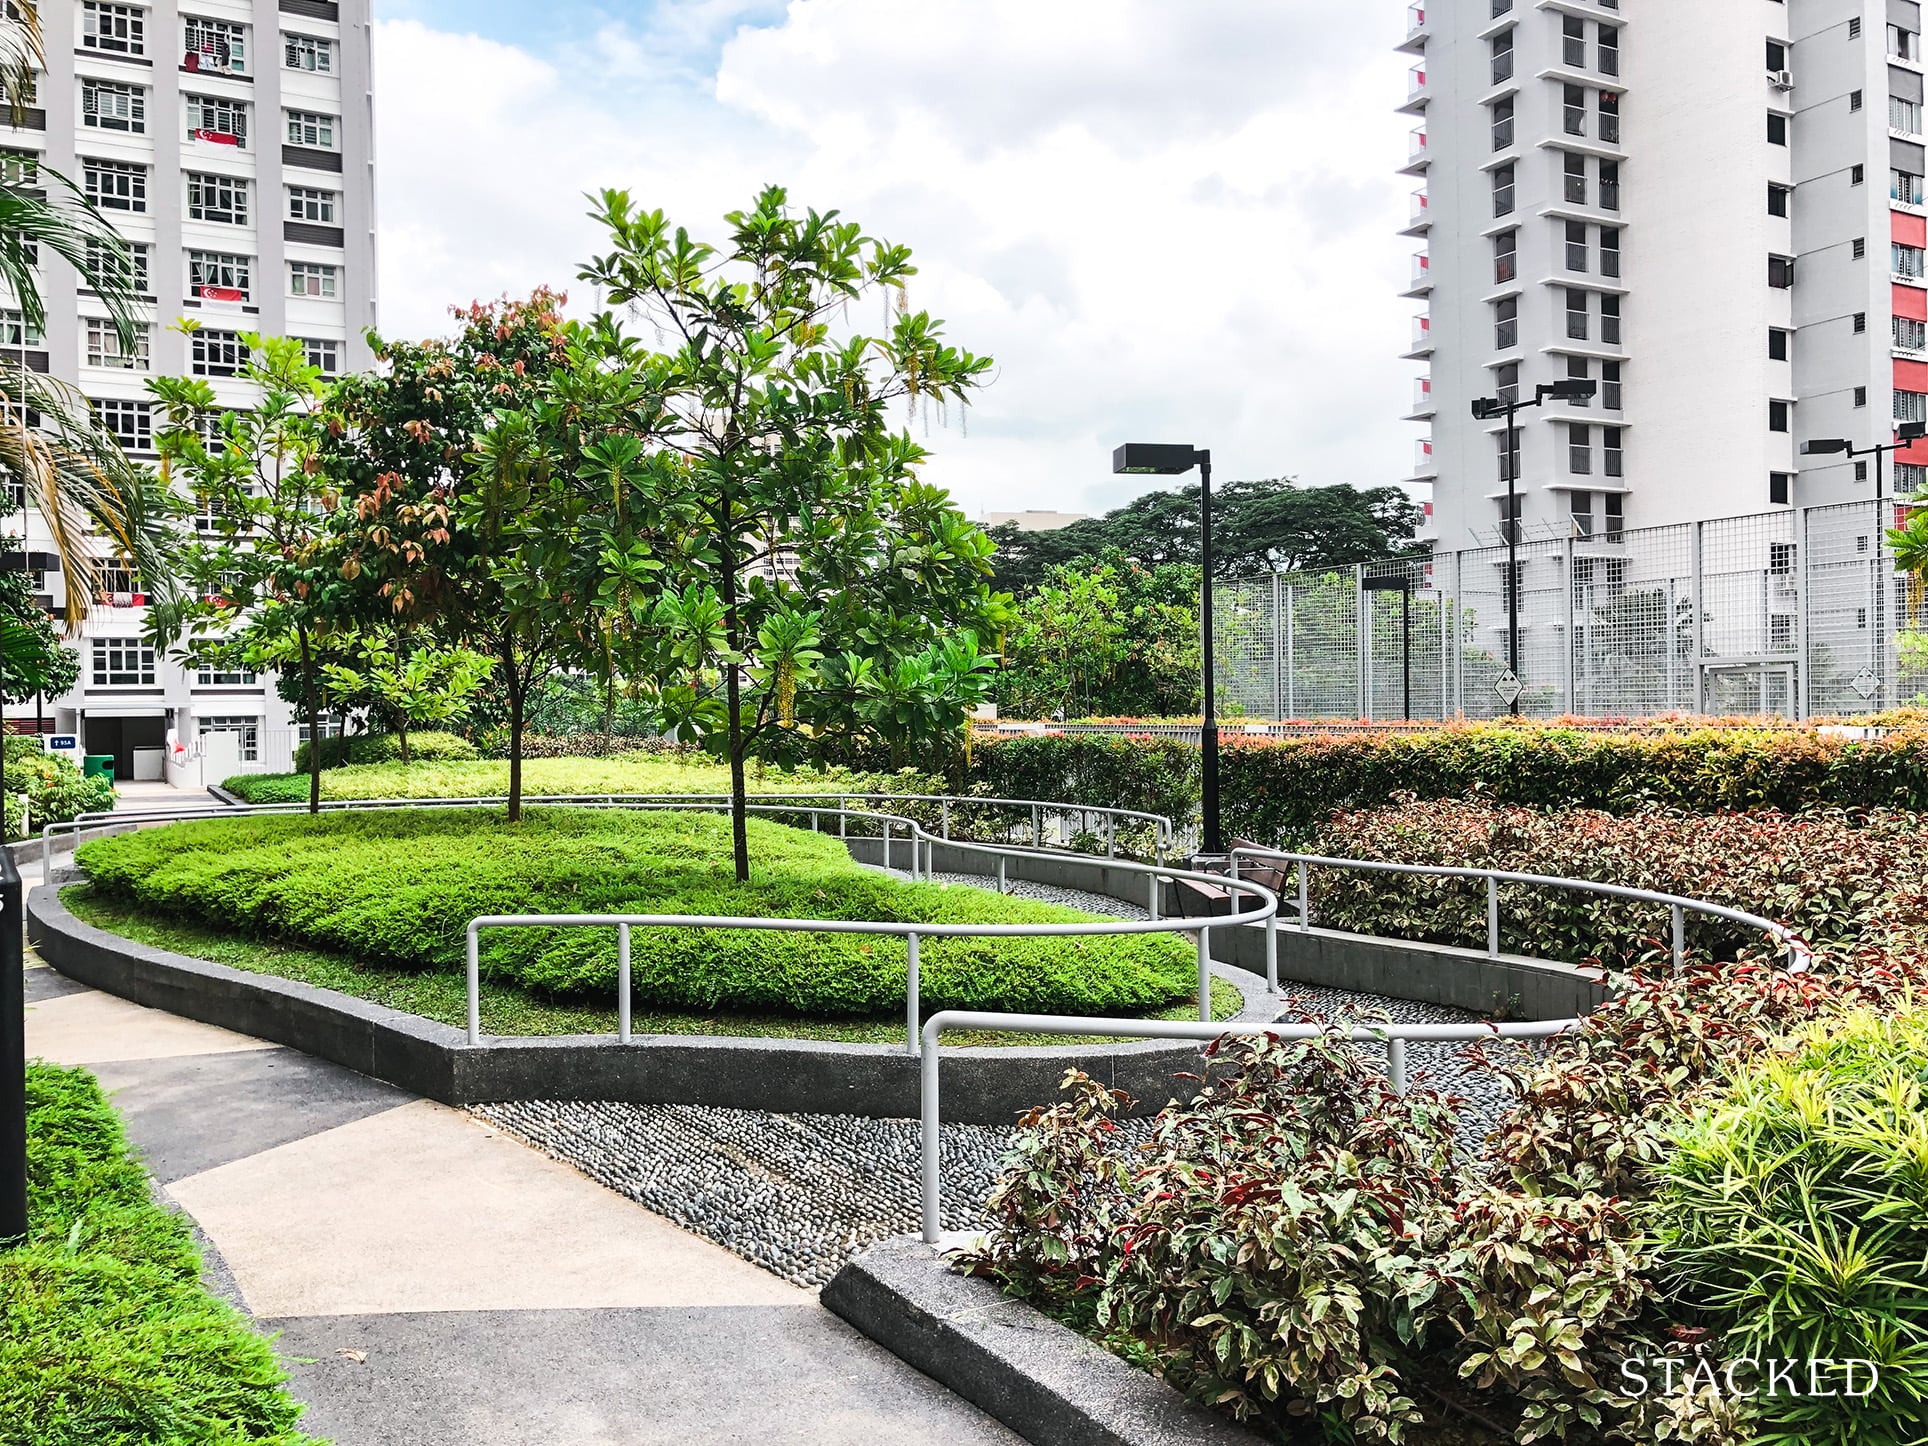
[
  {"left": 1106, "top": 813, "right": 1115, "bottom": 858},
  {"left": 1032, "top": 803, "right": 1041, "bottom": 849},
  {"left": 883, "top": 819, "right": 892, "bottom": 871},
  {"left": 466, "top": 925, "right": 481, "bottom": 1045},
  {"left": 1196, "top": 926, "right": 1212, "bottom": 1023},
  {"left": 921, "top": 1030, "right": 942, "bottom": 1245},
  {"left": 1387, "top": 1036, "right": 1409, "bottom": 1095},
  {"left": 1671, "top": 903, "right": 1686, "bottom": 970},
  {"left": 1298, "top": 862, "right": 1310, "bottom": 932},
  {"left": 838, "top": 801, "right": 847, "bottom": 839},
  {"left": 1265, "top": 909, "right": 1278, "bottom": 995},
  {"left": 1, "top": 851, "right": 24, "bottom": 1246},
  {"left": 618, "top": 922, "right": 632, "bottom": 1044},
  {"left": 906, "top": 931, "right": 921, "bottom": 1056},
  {"left": 997, "top": 855, "right": 1007, "bottom": 894},
  {"left": 1486, "top": 875, "right": 1500, "bottom": 959},
  {"left": 1148, "top": 871, "right": 1160, "bottom": 920},
  {"left": 941, "top": 800, "right": 950, "bottom": 840}
]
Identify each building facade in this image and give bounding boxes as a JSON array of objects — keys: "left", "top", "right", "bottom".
[
  {"left": 2, "top": 0, "right": 376, "bottom": 779},
  {"left": 1404, "top": 0, "right": 1928, "bottom": 554}
]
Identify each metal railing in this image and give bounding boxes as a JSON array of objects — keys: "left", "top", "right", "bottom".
[{"left": 1227, "top": 845, "right": 1815, "bottom": 982}]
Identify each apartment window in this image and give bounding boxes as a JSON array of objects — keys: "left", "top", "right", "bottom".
[
  {"left": 285, "top": 109, "right": 336, "bottom": 149},
  {"left": 1768, "top": 183, "right": 1791, "bottom": 217},
  {"left": 1769, "top": 472, "right": 1793, "bottom": 506},
  {"left": 1852, "top": 90, "right": 1864, "bottom": 112},
  {"left": 1856, "top": 385, "right": 1869, "bottom": 407},
  {"left": 1766, "top": 39, "right": 1788, "bottom": 72},
  {"left": 85, "top": 317, "right": 149, "bottom": 370},
  {"left": 1850, "top": 17, "right": 1864, "bottom": 39},
  {"left": 1895, "top": 97, "right": 1923, "bottom": 134},
  {"left": 1853, "top": 164, "right": 1866, "bottom": 185},
  {"left": 82, "top": 79, "right": 145, "bottom": 134},
  {"left": 1892, "top": 24, "right": 1919, "bottom": 61},
  {"left": 0, "top": 310, "right": 40, "bottom": 347},
  {"left": 82, "top": 158, "right": 145, "bottom": 213},
  {"left": 1602, "top": 360, "right": 1622, "bottom": 410},
  {"left": 300, "top": 337, "right": 341, "bottom": 373},
  {"left": 1603, "top": 426, "right": 1624, "bottom": 478},
  {"left": 1493, "top": 229, "right": 1517, "bottom": 284},
  {"left": 1899, "top": 390, "right": 1928, "bottom": 423},
  {"left": 1495, "top": 296, "right": 1519, "bottom": 350},
  {"left": 185, "top": 95, "right": 248, "bottom": 148},
  {"left": 0, "top": 148, "right": 36, "bottom": 187},
  {"left": 1563, "top": 84, "right": 1587, "bottom": 136},
  {"left": 289, "top": 261, "right": 338, "bottom": 299},
  {"left": 1600, "top": 226, "right": 1621, "bottom": 278},
  {"left": 1492, "top": 164, "right": 1515, "bottom": 217},
  {"left": 1497, "top": 439, "right": 1520, "bottom": 488},
  {"left": 1896, "top": 169, "right": 1925, "bottom": 205},
  {"left": 189, "top": 250, "right": 252, "bottom": 303},
  {"left": 1855, "top": 312, "right": 1868, "bottom": 333},
  {"left": 1897, "top": 316, "right": 1928, "bottom": 350},
  {"left": 183, "top": 16, "right": 246, "bottom": 74},
  {"left": 1568, "top": 422, "right": 1593, "bottom": 474},
  {"left": 1599, "top": 25, "right": 1620, "bottom": 76},
  {"left": 1857, "top": 460, "right": 1870, "bottom": 480},
  {"left": 1488, "top": 99, "right": 1516, "bottom": 154},
  {"left": 1562, "top": 15, "right": 1585, "bottom": 68},
  {"left": 1491, "top": 0, "right": 1512, "bottom": 13},
  {"left": 1570, "top": 491, "right": 1594, "bottom": 537},
  {"left": 1897, "top": 242, "right": 1926, "bottom": 278},
  {"left": 1768, "top": 112, "right": 1788, "bottom": 145},
  {"left": 197, "top": 666, "right": 257, "bottom": 686},
  {"left": 1600, "top": 293, "right": 1621, "bottom": 344},
  {"left": 1496, "top": 360, "right": 1520, "bottom": 406},
  {"left": 191, "top": 329, "right": 245, "bottom": 378},
  {"left": 1491, "top": 28, "right": 1514, "bottom": 85},
  {"left": 1897, "top": 463, "right": 1927, "bottom": 494},
  {"left": 1769, "top": 399, "right": 1791, "bottom": 432},
  {"left": 186, "top": 172, "right": 247, "bottom": 225},
  {"left": 84, "top": 237, "right": 148, "bottom": 295},
  {"left": 1854, "top": 237, "right": 1868, "bottom": 259},
  {"left": 1564, "top": 152, "right": 1588, "bottom": 205},
  {"left": 287, "top": 186, "right": 336, "bottom": 223},
  {"left": 284, "top": 33, "right": 333, "bottom": 72},
  {"left": 1602, "top": 492, "right": 1623, "bottom": 538},
  {"left": 1565, "top": 220, "right": 1588, "bottom": 272},
  {"left": 93, "top": 638, "right": 157, "bottom": 688},
  {"left": 1769, "top": 327, "right": 1791, "bottom": 360},
  {"left": 83, "top": 2, "right": 144, "bottom": 56},
  {"left": 198, "top": 716, "right": 259, "bottom": 763},
  {"left": 1768, "top": 254, "right": 1795, "bottom": 288},
  {"left": 91, "top": 398, "right": 151, "bottom": 454},
  {"left": 1567, "top": 288, "right": 1589, "bottom": 340},
  {"left": 1598, "top": 160, "right": 1620, "bottom": 211},
  {"left": 1566, "top": 356, "right": 1591, "bottom": 405}
]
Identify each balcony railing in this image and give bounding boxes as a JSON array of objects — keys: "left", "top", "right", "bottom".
[
  {"left": 1406, "top": 4, "right": 1425, "bottom": 38},
  {"left": 1409, "top": 188, "right": 1430, "bottom": 226},
  {"left": 1408, "top": 64, "right": 1427, "bottom": 100},
  {"left": 1408, "top": 127, "right": 1428, "bottom": 164},
  {"left": 1413, "top": 439, "right": 1437, "bottom": 476},
  {"left": 1411, "top": 315, "right": 1433, "bottom": 350},
  {"left": 1410, "top": 252, "right": 1431, "bottom": 289},
  {"left": 1413, "top": 378, "right": 1434, "bottom": 411}
]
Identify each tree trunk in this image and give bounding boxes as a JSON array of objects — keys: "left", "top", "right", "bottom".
[
  {"left": 399, "top": 723, "right": 411, "bottom": 766},
  {"left": 503, "top": 640, "right": 524, "bottom": 823},
  {"left": 299, "top": 629, "right": 322, "bottom": 816},
  {"left": 718, "top": 534, "right": 750, "bottom": 884}
]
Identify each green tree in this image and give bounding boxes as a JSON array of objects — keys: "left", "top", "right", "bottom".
[
  {"left": 150, "top": 333, "right": 344, "bottom": 812},
  {"left": 318, "top": 631, "right": 492, "bottom": 764},
  {"left": 580, "top": 186, "right": 1008, "bottom": 881}
]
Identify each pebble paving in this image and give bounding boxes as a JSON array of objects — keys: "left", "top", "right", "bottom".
[{"left": 475, "top": 871, "right": 1546, "bottom": 1288}]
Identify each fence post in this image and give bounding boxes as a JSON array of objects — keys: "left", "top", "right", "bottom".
[
  {"left": 1284, "top": 582, "right": 1297, "bottom": 718},
  {"left": 1796, "top": 505, "right": 1812, "bottom": 719},
  {"left": 1562, "top": 534, "right": 1577, "bottom": 714},
  {"left": 1, "top": 850, "right": 24, "bottom": 1246},
  {"left": 1691, "top": 519, "right": 1706, "bottom": 712},
  {"left": 906, "top": 932, "right": 921, "bottom": 1055},
  {"left": 618, "top": 922, "right": 632, "bottom": 1044},
  {"left": 1387, "top": 1036, "right": 1409, "bottom": 1095},
  {"left": 1452, "top": 551, "right": 1466, "bottom": 718},
  {"left": 1271, "top": 574, "right": 1284, "bottom": 720},
  {"left": 1671, "top": 904, "right": 1686, "bottom": 970},
  {"left": 1486, "top": 876, "right": 1500, "bottom": 959},
  {"left": 1196, "top": 927, "right": 1212, "bottom": 1023},
  {"left": 1355, "top": 564, "right": 1369, "bottom": 719}
]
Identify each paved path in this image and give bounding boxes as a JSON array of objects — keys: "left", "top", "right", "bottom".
[{"left": 21, "top": 941, "right": 1018, "bottom": 1444}]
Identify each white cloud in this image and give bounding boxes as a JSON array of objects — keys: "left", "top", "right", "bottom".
[{"left": 373, "top": 3, "right": 1415, "bottom": 519}]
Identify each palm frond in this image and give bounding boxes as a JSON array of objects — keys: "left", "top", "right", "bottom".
[
  {"left": 0, "top": 2, "right": 42, "bottom": 128},
  {"left": 0, "top": 172, "right": 146, "bottom": 344}
]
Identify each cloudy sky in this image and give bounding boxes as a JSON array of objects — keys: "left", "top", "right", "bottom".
[{"left": 371, "top": 1, "right": 1415, "bottom": 520}]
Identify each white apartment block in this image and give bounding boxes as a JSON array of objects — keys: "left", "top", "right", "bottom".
[
  {"left": 0, "top": 0, "right": 375, "bottom": 781},
  {"left": 1403, "top": 0, "right": 1928, "bottom": 553}
]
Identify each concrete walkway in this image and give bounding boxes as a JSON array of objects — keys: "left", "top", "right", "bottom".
[{"left": 21, "top": 931, "right": 1018, "bottom": 1444}]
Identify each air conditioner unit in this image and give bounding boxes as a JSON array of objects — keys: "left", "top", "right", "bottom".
[{"left": 1770, "top": 70, "right": 1795, "bottom": 90}]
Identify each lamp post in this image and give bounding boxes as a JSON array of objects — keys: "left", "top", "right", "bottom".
[
  {"left": 1112, "top": 443, "right": 1222, "bottom": 853},
  {"left": 1468, "top": 379, "right": 1598, "bottom": 713},
  {"left": 1361, "top": 573, "right": 1414, "bottom": 720},
  {"left": 1801, "top": 421, "right": 1928, "bottom": 709}
]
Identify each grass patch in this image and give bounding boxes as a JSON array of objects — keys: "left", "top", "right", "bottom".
[
  {"left": 74, "top": 808, "right": 1204, "bottom": 1020},
  {"left": 0, "top": 1063, "right": 319, "bottom": 1445},
  {"left": 62, "top": 886, "right": 1245, "bottom": 1046},
  {"left": 218, "top": 753, "right": 930, "bottom": 806}
]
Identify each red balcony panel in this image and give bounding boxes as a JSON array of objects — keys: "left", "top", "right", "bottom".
[
  {"left": 1897, "top": 283, "right": 1928, "bottom": 320},
  {"left": 1896, "top": 357, "right": 1928, "bottom": 391},
  {"left": 1896, "top": 210, "right": 1928, "bottom": 246},
  {"left": 1898, "top": 438, "right": 1928, "bottom": 467}
]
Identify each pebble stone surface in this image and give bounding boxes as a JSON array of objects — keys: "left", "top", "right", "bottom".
[{"left": 474, "top": 870, "right": 1542, "bottom": 1288}]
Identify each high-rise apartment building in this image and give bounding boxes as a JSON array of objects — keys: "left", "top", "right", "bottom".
[
  {"left": 1, "top": 0, "right": 375, "bottom": 780},
  {"left": 1403, "top": 0, "right": 1928, "bottom": 553}
]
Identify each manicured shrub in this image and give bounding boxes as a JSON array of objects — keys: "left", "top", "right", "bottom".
[
  {"left": 0, "top": 1063, "right": 316, "bottom": 1444},
  {"left": 0, "top": 736, "right": 115, "bottom": 840},
  {"left": 969, "top": 734, "right": 1197, "bottom": 826},
  {"left": 292, "top": 728, "right": 478, "bottom": 772},
  {"left": 1653, "top": 1010, "right": 1928, "bottom": 1446},
  {"left": 75, "top": 808, "right": 1196, "bottom": 1018}
]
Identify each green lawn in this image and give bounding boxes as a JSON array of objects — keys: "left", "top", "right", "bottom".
[
  {"left": 72, "top": 807, "right": 1210, "bottom": 1022},
  {"left": 219, "top": 752, "right": 933, "bottom": 805},
  {"left": 1, "top": 1063, "right": 320, "bottom": 1446},
  {"left": 62, "top": 886, "right": 1243, "bottom": 1045}
]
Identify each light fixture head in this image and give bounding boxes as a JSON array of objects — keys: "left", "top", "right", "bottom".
[
  {"left": 1900, "top": 423, "right": 1928, "bottom": 444},
  {"left": 1801, "top": 438, "right": 1851, "bottom": 455},
  {"left": 1545, "top": 379, "right": 1598, "bottom": 401},
  {"left": 1111, "top": 443, "right": 1200, "bottom": 476},
  {"left": 1470, "top": 398, "right": 1498, "bottom": 420}
]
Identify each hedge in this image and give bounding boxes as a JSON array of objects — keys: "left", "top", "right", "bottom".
[
  {"left": 293, "top": 729, "right": 478, "bottom": 772},
  {"left": 75, "top": 808, "right": 1197, "bottom": 1018},
  {"left": 1, "top": 1064, "right": 317, "bottom": 1445},
  {"left": 1, "top": 736, "right": 115, "bottom": 842},
  {"left": 969, "top": 734, "right": 1196, "bottom": 826}
]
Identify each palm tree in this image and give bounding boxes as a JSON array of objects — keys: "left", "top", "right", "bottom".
[{"left": 0, "top": 0, "right": 173, "bottom": 625}]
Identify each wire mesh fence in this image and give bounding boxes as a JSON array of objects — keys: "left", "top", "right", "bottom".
[{"left": 1210, "top": 498, "right": 1921, "bottom": 722}]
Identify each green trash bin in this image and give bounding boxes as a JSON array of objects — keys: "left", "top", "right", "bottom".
[{"left": 82, "top": 754, "right": 116, "bottom": 782}]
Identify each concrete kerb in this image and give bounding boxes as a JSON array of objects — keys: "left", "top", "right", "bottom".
[
  {"left": 822, "top": 1235, "right": 1269, "bottom": 1446},
  {"left": 26, "top": 883, "right": 1280, "bottom": 1123}
]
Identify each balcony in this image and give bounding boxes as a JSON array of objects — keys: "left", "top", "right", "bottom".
[
  {"left": 1405, "top": 314, "right": 1434, "bottom": 359},
  {"left": 1411, "top": 439, "right": 1437, "bottom": 480},
  {"left": 1399, "top": 3, "right": 1428, "bottom": 53},
  {"left": 1402, "top": 126, "right": 1429, "bottom": 173},
  {"left": 1404, "top": 251, "right": 1432, "bottom": 296},
  {"left": 1400, "top": 63, "right": 1428, "bottom": 113},
  {"left": 1400, "top": 187, "right": 1431, "bottom": 236},
  {"left": 1408, "top": 377, "right": 1437, "bottom": 419}
]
